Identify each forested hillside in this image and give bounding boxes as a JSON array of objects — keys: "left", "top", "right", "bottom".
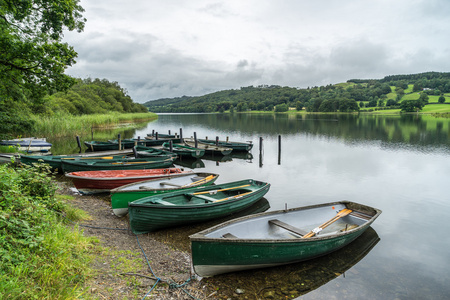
[
  {"left": 144, "top": 72, "right": 450, "bottom": 113},
  {"left": 43, "top": 78, "right": 148, "bottom": 115}
]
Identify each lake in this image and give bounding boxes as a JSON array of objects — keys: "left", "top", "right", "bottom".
[{"left": 59, "top": 113, "right": 450, "bottom": 299}]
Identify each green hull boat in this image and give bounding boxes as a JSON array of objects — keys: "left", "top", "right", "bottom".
[
  {"left": 161, "top": 142, "right": 205, "bottom": 158},
  {"left": 198, "top": 138, "right": 253, "bottom": 152},
  {"left": 189, "top": 201, "right": 381, "bottom": 277},
  {"left": 128, "top": 179, "right": 271, "bottom": 234},
  {"left": 184, "top": 138, "right": 232, "bottom": 156},
  {"left": 61, "top": 156, "right": 175, "bottom": 173},
  {"left": 134, "top": 145, "right": 177, "bottom": 159},
  {"left": 20, "top": 154, "right": 127, "bottom": 173},
  {"left": 110, "top": 172, "right": 219, "bottom": 217}
]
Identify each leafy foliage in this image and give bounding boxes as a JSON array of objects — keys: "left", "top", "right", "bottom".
[
  {"left": 0, "top": 0, "right": 86, "bottom": 103},
  {"left": 144, "top": 72, "right": 450, "bottom": 113},
  {"left": 0, "top": 163, "right": 94, "bottom": 298},
  {"left": 44, "top": 78, "right": 149, "bottom": 115}
]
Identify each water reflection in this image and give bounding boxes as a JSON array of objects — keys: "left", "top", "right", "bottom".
[
  {"left": 202, "top": 227, "right": 380, "bottom": 299},
  {"left": 173, "top": 152, "right": 254, "bottom": 169},
  {"left": 137, "top": 113, "right": 450, "bottom": 155}
]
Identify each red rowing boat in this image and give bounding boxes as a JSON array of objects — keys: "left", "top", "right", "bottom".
[{"left": 65, "top": 168, "right": 193, "bottom": 194}]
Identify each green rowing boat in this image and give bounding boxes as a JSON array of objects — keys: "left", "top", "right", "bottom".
[
  {"left": 61, "top": 156, "right": 175, "bottom": 173},
  {"left": 161, "top": 142, "right": 205, "bottom": 158},
  {"left": 110, "top": 172, "right": 219, "bottom": 217},
  {"left": 189, "top": 201, "right": 381, "bottom": 277},
  {"left": 128, "top": 179, "right": 270, "bottom": 234}
]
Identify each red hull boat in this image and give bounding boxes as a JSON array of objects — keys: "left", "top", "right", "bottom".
[{"left": 65, "top": 168, "right": 193, "bottom": 194}]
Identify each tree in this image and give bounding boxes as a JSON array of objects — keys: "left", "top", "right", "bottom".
[
  {"left": 438, "top": 95, "right": 446, "bottom": 104},
  {"left": 400, "top": 100, "right": 424, "bottom": 112},
  {"left": 386, "top": 99, "right": 397, "bottom": 107},
  {"left": 419, "top": 92, "right": 429, "bottom": 104},
  {"left": 338, "top": 99, "right": 359, "bottom": 112},
  {"left": 0, "top": 0, "right": 86, "bottom": 106}
]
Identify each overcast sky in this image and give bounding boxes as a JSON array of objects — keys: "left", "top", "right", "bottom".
[{"left": 63, "top": 0, "right": 450, "bottom": 103}]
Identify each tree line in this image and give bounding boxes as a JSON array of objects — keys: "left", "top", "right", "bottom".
[{"left": 144, "top": 72, "right": 450, "bottom": 113}]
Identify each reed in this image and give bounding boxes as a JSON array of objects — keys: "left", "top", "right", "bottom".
[{"left": 29, "top": 112, "right": 157, "bottom": 137}]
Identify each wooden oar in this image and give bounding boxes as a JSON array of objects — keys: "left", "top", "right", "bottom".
[
  {"left": 215, "top": 191, "right": 253, "bottom": 202},
  {"left": 302, "top": 208, "right": 353, "bottom": 238},
  {"left": 159, "top": 182, "right": 182, "bottom": 187},
  {"left": 61, "top": 156, "right": 114, "bottom": 160},
  {"left": 183, "top": 175, "right": 215, "bottom": 187},
  {"left": 192, "top": 184, "right": 251, "bottom": 195},
  {"left": 111, "top": 161, "right": 155, "bottom": 165}
]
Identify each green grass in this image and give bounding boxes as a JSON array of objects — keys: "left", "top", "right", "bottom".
[
  {"left": 0, "top": 164, "right": 98, "bottom": 299},
  {"left": 30, "top": 112, "right": 157, "bottom": 137},
  {"left": 0, "top": 145, "right": 19, "bottom": 153}
]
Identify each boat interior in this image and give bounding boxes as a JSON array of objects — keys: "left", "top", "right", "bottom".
[{"left": 202, "top": 203, "right": 376, "bottom": 240}]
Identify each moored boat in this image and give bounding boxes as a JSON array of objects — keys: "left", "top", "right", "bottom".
[
  {"left": 65, "top": 167, "right": 192, "bottom": 195},
  {"left": 133, "top": 145, "right": 177, "bottom": 159},
  {"left": 20, "top": 154, "right": 128, "bottom": 173},
  {"left": 184, "top": 138, "right": 232, "bottom": 156},
  {"left": 128, "top": 179, "right": 270, "bottom": 234},
  {"left": 0, "top": 137, "right": 52, "bottom": 153},
  {"left": 189, "top": 201, "right": 381, "bottom": 277},
  {"left": 84, "top": 139, "right": 149, "bottom": 151},
  {"left": 161, "top": 142, "right": 205, "bottom": 158},
  {"left": 198, "top": 138, "right": 253, "bottom": 152},
  {"left": 110, "top": 172, "right": 219, "bottom": 217},
  {"left": 61, "top": 156, "right": 175, "bottom": 173},
  {"left": 144, "top": 136, "right": 183, "bottom": 146}
]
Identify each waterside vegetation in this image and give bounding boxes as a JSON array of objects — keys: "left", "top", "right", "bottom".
[
  {"left": 0, "top": 163, "right": 95, "bottom": 299},
  {"left": 29, "top": 111, "right": 157, "bottom": 137}
]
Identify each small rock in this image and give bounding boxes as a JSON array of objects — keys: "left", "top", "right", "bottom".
[
  {"left": 263, "top": 291, "right": 276, "bottom": 299},
  {"left": 235, "top": 288, "right": 245, "bottom": 294}
]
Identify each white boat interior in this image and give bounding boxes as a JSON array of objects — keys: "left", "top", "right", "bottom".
[{"left": 203, "top": 203, "right": 374, "bottom": 240}]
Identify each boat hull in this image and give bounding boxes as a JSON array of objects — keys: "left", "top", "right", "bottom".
[
  {"left": 61, "top": 157, "right": 175, "bottom": 173},
  {"left": 162, "top": 142, "right": 205, "bottom": 158},
  {"left": 20, "top": 154, "right": 127, "bottom": 173},
  {"left": 128, "top": 179, "right": 270, "bottom": 234},
  {"left": 65, "top": 168, "right": 191, "bottom": 194},
  {"left": 110, "top": 172, "right": 219, "bottom": 216},
  {"left": 190, "top": 201, "right": 381, "bottom": 277},
  {"left": 184, "top": 138, "right": 232, "bottom": 155},
  {"left": 1, "top": 138, "right": 52, "bottom": 152},
  {"left": 198, "top": 139, "right": 253, "bottom": 151}
]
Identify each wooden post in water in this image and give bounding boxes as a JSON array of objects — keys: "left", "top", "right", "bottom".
[
  {"left": 155, "top": 132, "right": 159, "bottom": 140},
  {"left": 259, "top": 137, "right": 263, "bottom": 168},
  {"left": 278, "top": 135, "right": 281, "bottom": 165},
  {"left": 118, "top": 134, "right": 121, "bottom": 150},
  {"left": 226, "top": 136, "right": 229, "bottom": 142},
  {"left": 152, "top": 129, "right": 155, "bottom": 137},
  {"left": 168, "top": 130, "right": 171, "bottom": 135},
  {"left": 76, "top": 136, "right": 82, "bottom": 153},
  {"left": 179, "top": 128, "right": 183, "bottom": 139},
  {"left": 169, "top": 140, "right": 173, "bottom": 152},
  {"left": 194, "top": 132, "right": 198, "bottom": 148},
  {"left": 215, "top": 136, "right": 219, "bottom": 146}
]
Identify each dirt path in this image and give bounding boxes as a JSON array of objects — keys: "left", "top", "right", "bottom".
[{"left": 58, "top": 180, "right": 214, "bottom": 299}]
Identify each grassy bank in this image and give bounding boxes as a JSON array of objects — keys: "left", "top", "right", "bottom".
[
  {"left": 0, "top": 163, "right": 97, "bottom": 299},
  {"left": 29, "top": 112, "right": 157, "bottom": 137}
]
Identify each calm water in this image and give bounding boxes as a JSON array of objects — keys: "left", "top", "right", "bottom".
[{"left": 58, "top": 113, "right": 450, "bottom": 299}]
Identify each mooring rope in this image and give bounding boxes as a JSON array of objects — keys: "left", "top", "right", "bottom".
[{"left": 54, "top": 208, "right": 200, "bottom": 299}]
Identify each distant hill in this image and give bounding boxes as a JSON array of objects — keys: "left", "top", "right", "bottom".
[{"left": 143, "top": 71, "right": 450, "bottom": 113}]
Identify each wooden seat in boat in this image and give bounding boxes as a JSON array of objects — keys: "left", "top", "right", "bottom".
[{"left": 269, "top": 219, "right": 308, "bottom": 237}]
